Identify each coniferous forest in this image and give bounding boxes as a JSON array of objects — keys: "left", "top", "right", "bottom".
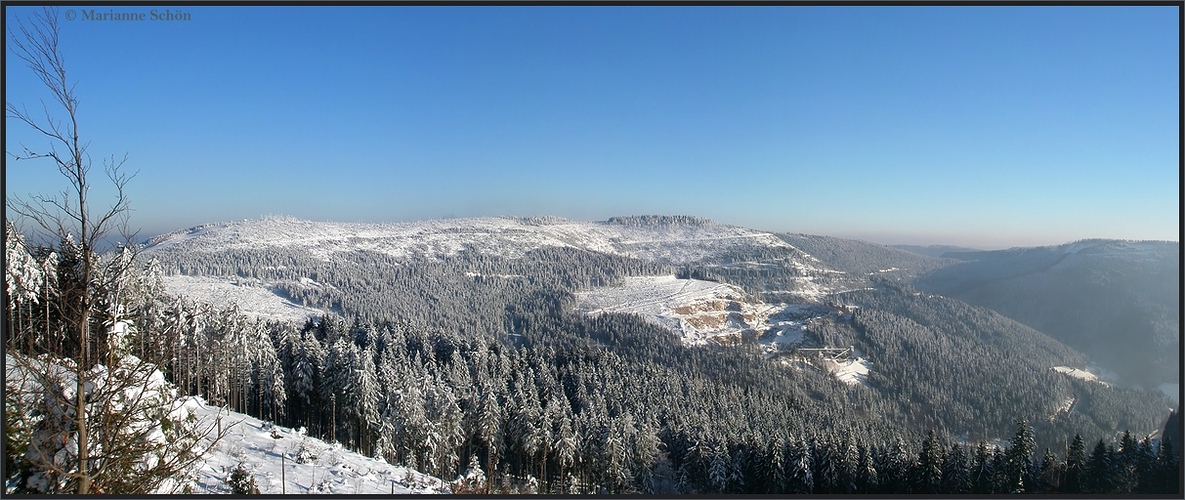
[{"left": 6, "top": 220, "right": 1180, "bottom": 494}]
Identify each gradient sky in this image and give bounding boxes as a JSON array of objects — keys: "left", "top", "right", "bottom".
[{"left": 4, "top": 5, "right": 1179, "bottom": 248}]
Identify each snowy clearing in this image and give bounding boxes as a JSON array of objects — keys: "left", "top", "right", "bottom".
[
  {"left": 573, "top": 275, "right": 845, "bottom": 357},
  {"left": 778, "top": 353, "right": 872, "bottom": 388},
  {"left": 822, "top": 356, "right": 872, "bottom": 387},
  {"left": 1052, "top": 366, "right": 1109, "bottom": 386},
  {"left": 574, "top": 275, "right": 758, "bottom": 346},
  {"left": 161, "top": 275, "right": 326, "bottom": 323},
  {"left": 185, "top": 396, "right": 447, "bottom": 494},
  {"left": 1052, "top": 398, "right": 1076, "bottom": 420}
]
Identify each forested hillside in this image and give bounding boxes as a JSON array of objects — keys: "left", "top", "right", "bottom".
[
  {"left": 7, "top": 216, "right": 1180, "bottom": 494},
  {"left": 915, "top": 239, "right": 1180, "bottom": 392},
  {"left": 779, "top": 233, "right": 960, "bottom": 278}
]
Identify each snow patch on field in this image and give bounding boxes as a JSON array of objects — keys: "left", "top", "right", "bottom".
[
  {"left": 1052, "top": 397, "right": 1076, "bottom": 420},
  {"left": 183, "top": 397, "right": 447, "bottom": 494},
  {"left": 573, "top": 275, "right": 846, "bottom": 355},
  {"left": 1053, "top": 366, "right": 1110, "bottom": 386},
  {"left": 575, "top": 275, "right": 757, "bottom": 346},
  {"left": 465, "top": 272, "right": 525, "bottom": 280},
  {"left": 161, "top": 275, "right": 326, "bottom": 322},
  {"left": 822, "top": 356, "right": 871, "bottom": 387}
]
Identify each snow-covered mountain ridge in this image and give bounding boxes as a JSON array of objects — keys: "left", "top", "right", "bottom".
[
  {"left": 141, "top": 215, "right": 852, "bottom": 322},
  {"left": 143, "top": 215, "right": 815, "bottom": 266}
]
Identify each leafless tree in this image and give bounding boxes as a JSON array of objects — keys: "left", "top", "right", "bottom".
[{"left": 5, "top": 7, "right": 222, "bottom": 493}]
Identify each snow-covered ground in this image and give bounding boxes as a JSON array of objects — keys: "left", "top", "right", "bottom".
[
  {"left": 777, "top": 352, "right": 872, "bottom": 388},
  {"left": 572, "top": 276, "right": 864, "bottom": 380},
  {"left": 161, "top": 275, "right": 327, "bottom": 323},
  {"left": 183, "top": 397, "right": 447, "bottom": 494},
  {"left": 821, "top": 356, "right": 871, "bottom": 387},
  {"left": 575, "top": 275, "right": 780, "bottom": 346},
  {"left": 1052, "top": 366, "right": 1111, "bottom": 386},
  {"left": 1054, "top": 397, "right": 1076, "bottom": 417},
  {"left": 6, "top": 354, "right": 446, "bottom": 495}
]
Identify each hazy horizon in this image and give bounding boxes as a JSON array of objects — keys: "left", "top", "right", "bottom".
[{"left": 5, "top": 6, "right": 1179, "bottom": 251}]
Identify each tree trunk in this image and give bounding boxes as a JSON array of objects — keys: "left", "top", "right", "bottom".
[{"left": 76, "top": 307, "right": 91, "bottom": 493}]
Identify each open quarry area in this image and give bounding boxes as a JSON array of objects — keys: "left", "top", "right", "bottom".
[
  {"left": 575, "top": 275, "right": 807, "bottom": 346},
  {"left": 574, "top": 275, "right": 871, "bottom": 386}
]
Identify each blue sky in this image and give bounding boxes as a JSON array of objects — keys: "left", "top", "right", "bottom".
[{"left": 4, "top": 5, "right": 1179, "bottom": 248}]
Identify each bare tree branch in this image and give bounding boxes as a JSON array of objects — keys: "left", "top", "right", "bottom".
[{"left": 6, "top": 7, "right": 223, "bottom": 494}]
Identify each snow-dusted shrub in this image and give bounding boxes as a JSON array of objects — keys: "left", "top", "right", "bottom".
[
  {"left": 5, "top": 354, "right": 218, "bottom": 494},
  {"left": 294, "top": 438, "right": 318, "bottom": 464},
  {"left": 226, "top": 462, "right": 260, "bottom": 494},
  {"left": 449, "top": 455, "right": 487, "bottom": 493}
]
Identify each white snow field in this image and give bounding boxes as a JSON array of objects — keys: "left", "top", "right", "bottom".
[
  {"left": 822, "top": 356, "right": 872, "bottom": 387},
  {"left": 576, "top": 275, "right": 783, "bottom": 346},
  {"left": 573, "top": 275, "right": 872, "bottom": 386},
  {"left": 185, "top": 397, "right": 447, "bottom": 494},
  {"left": 776, "top": 351, "right": 872, "bottom": 388},
  {"left": 160, "top": 275, "right": 326, "bottom": 323},
  {"left": 1052, "top": 366, "right": 1110, "bottom": 386}
]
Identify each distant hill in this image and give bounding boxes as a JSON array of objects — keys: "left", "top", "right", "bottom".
[
  {"left": 914, "top": 239, "right": 1180, "bottom": 391},
  {"left": 783, "top": 234, "right": 961, "bottom": 278},
  {"left": 139, "top": 215, "right": 853, "bottom": 325}
]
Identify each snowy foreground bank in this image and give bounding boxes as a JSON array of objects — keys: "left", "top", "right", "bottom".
[{"left": 185, "top": 396, "right": 448, "bottom": 494}]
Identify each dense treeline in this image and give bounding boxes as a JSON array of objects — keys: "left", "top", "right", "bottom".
[
  {"left": 148, "top": 245, "right": 672, "bottom": 327},
  {"left": 605, "top": 215, "right": 714, "bottom": 227},
  {"left": 840, "top": 281, "right": 1174, "bottom": 454},
  {"left": 915, "top": 240, "right": 1180, "bottom": 390},
  {"left": 777, "top": 233, "right": 959, "bottom": 278},
  {"left": 63, "top": 295, "right": 1176, "bottom": 494}
]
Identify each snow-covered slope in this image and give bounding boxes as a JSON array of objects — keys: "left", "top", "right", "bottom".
[
  {"left": 141, "top": 215, "right": 848, "bottom": 322},
  {"left": 184, "top": 397, "right": 447, "bottom": 494},
  {"left": 144, "top": 215, "right": 811, "bottom": 266},
  {"left": 575, "top": 275, "right": 769, "bottom": 346},
  {"left": 571, "top": 275, "right": 876, "bottom": 385},
  {"left": 160, "top": 275, "right": 326, "bottom": 323},
  {"left": 1052, "top": 365, "right": 1115, "bottom": 386},
  {"left": 575, "top": 275, "right": 831, "bottom": 348},
  {"left": 6, "top": 352, "right": 446, "bottom": 495}
]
